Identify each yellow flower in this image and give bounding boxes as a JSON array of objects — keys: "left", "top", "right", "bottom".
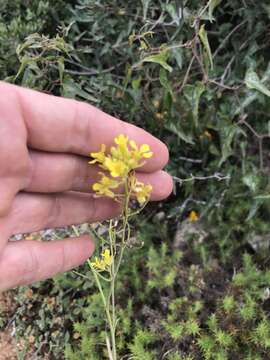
[
  {"left": 104, "top": 158, "right": 128, "bottom": 178},
  {"left": 92, "top": 175, "right": 119, "bottom": 197},
  {"left": 91, "top": 249, "right": 112, "bottom": 271},
  {"left": 132, "top": 179, "right": 152, "bottom": 205},
  {"left": 109, "top": 135, "right": 153, "bottom": 174},
  {"left": 129, "top": 140, "right": 153, "bottom": 160},
  {"left": 111, "top": 134, "right": 129, "bottom": 161},
  {"left": 115, "top": 134, "right": 129, "bottom": 148},
  {"left": 89, "top": 144, "right": 106, "bottom": 164},
  {"left": 89, "top": 135, "right": 154, "bottom": 198},
  {"left": 188, "top": 211, "right": 199, "bottom": 222},
  {"left": 91, "top": 257, "right": 106, "bottom": 271},
  {"left": 101, "top": 249, "right": 112, "bottom": 266}
]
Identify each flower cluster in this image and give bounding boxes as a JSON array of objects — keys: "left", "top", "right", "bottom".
[
  {"left": 91, "top": 249, "right": 113, "bottom": 271},
  {"left": 89, "top": 134, "right": 153, "bottom": 204}
]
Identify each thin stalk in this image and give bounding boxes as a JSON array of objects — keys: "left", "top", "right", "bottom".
[
  {"left": 88, "top": 261, "right": 116, "bottom": 360},
  {"left": 109, "top": 221, "right": 117, "bottom": 360}
]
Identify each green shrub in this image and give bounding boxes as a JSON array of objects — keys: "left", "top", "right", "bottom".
[{"left": 1, "top": 0, "right": 270, "bottom": 359}]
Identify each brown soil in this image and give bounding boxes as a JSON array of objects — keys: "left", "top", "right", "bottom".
[
  {"left": 0, "top": 292, "right": 17, "bottom": 360},
  {"left": 0, "top": 331, "right": 17, "bottom": 360}
]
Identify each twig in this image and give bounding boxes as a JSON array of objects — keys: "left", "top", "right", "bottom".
[
  {"left": 213, "top": 20, "right": 248, "bottom": 58},
  {"left": 208, "top": 79, "right": 242, "bottom": 91},
  {"left": 173, "top": 173, "right": 231, "bottom": 186},
  {"left": 175, "top": 55, "right": 195, "bottom": 93},
  {"left": 177, "top": 156, "right": 203, "bottom": 163},
  {"left": 237, "top": 116, "right": 270, "bottom": 171}
]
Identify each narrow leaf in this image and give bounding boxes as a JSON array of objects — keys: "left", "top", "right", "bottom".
[
  {"left": 165, "top": 122, "right": 194, "bottom": 144},
  {"left": 218, "top": 124, "right": 238, "bottom": 166},
  {"left": 159, "top": 68, "right": 173, "bottom": 97},
  {"left": 245, "top": 70, "right": 270, "bottom": 97},
  {"left": 208, "top": 0, "right": 222, "bottom": 22},
  {"left": 183, "top": 81, "right": 205, "bottom": 127},
  {"left": 199, "top": 25, "right": 213, "bottom": 70},
  {"left": 143, "top": 51, "right": 173, "bottom": 72}
]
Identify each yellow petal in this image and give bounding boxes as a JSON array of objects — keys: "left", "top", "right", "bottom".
[
  {"left": 143, "top": 152, "right": 153, "bottom": 158},
  {"left": 140, "top": 144, "right": 150, "bottom": 152},
  {"left": 93, "top": 183, "right": 101, "bottom": 191},
  {"left": 102, "top": 249, "right": 112, "bottom": 266},
  {"left": 188, "top": 211, "right": 199, "bottom": 222},
  {"left": 115, "top": 134, "right": 128, "bottom": 146},
  {"left": 129, "top": 140, "right": 138, "bottom": 150}
]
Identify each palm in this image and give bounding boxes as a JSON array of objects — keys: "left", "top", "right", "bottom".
[{"left": 0, "top": 82, "right": 172, "bottom": 291}]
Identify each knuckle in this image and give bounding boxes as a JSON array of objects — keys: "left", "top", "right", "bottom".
[
  {"left": 20, "top": 244, "right": 40, "bottom": 284},
  {"left": 69, "top": 101, "right": 93, "bottom": 153},
  {"left": 45, "top": 195, "right": 62, "bottom": 229},
  {"left": 90, "top": 195, "right": 97, "bottom": 220},
  {"left": 72, "top": 156, "right": 89, "bottom": 190},
  {"left": 58, "top": 242, "right": 66, "bottom": 272}
]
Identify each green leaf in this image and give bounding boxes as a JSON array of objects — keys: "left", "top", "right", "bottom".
[
  {"left": 242, "top": 173, "right": 260, "bottom": 193},
  {"left": 218, "top": 124, "right": 238, "bottom": 166},
  {"left": 141, "top": 0, "right": 152, "bottom": 20},
  {"left": 172, "top": 47, "right": 183, "bottom": 69},
  {"left": 183, "top": 81, "right": 205, "bottom": 127},
  {"left": 15, "top": 55, "right": 35, "bottom": 80},
  {"left": 159, "top": 68, "right": 173, "bottom": 97},
  {"left": 62, "top": 78, "right": 99, "bottom": 103},
  {"left": 165, "top": 4, "right": 181, "bottom": 25},
  {"left": 132, "top": 76, "right": 142, "bottom": 90},
  {"left": 246, "top": 199, "right": 263, "bottom": 221},
  {"left": 245, "top": 70, "right": 270, "bottom": 97},
  {"left": 199, "top": 25, "right": 213, "bottom": 70},
  {"left": 143, "top": 51, "right": 173, "bottom": 72},
  {"left": 208, "top": 0, "right": 222, "bottom": 22},
  {"left": 58, "top": 57, "right": 65, "bottom": 84},
  {"left": 165, "top": 122, "right": 194, "bottom": 144}
]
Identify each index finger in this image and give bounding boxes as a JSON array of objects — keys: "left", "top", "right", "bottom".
[{"left": 2, "top": 82, "right": 169, "bottom": 172}]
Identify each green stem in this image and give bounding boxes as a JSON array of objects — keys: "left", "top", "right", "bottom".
[
  {"left": 109, "top": 221, "right": 117, "bottom": 360},
  {"left": 88, "top": 261, "right": 116, "bottom": 360}
]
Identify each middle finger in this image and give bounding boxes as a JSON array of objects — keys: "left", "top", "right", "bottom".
[{"left": 26, "top": 150, "right": 173, "bottom": 201}]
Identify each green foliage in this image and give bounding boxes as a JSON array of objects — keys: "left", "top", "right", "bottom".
[
  {"left": 0, "top": 0, "right": 68, "bottom": 80},
  {"left": 128, "top": 329, "right": 157, "bottom": 359},
  {"left": 147, "top": 243, "right": 182, "bottom": 290},
  {"left": 1, "top": 0, "right": 270, "bottom": 359}
]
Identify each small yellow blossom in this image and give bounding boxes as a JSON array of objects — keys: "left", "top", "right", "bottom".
[
  {"left": 104, "top": 157, "right": 128, "bottom": 178},
  {"left": 91, "top": 257, "right": 106, "bottom": 271},
  {"left": 113, "top": 135, "right": 130, "bottom": 161},
  {"left": 91, "top": 249, "right": 113, "bottom": 271},
  {"left": 89, "top": 144, "right": 106, "bottom": 164},
  {"left": 188, "top": 211, "right": 199, "bottom": 222},
  {"left": 132, "top": 180, "right": 152, "bottom": 205},
  {"left": 101, "top": 249, "right": 113, "bottom": 267},
  {"left": 129, "top": 141, "right": 153, "bottom": 159},
  {"left": 92, "top": 175, "right": 119, "bottom": 197},
  {"left": 114, "top": 134, "right": 129, "bottom": 147}
]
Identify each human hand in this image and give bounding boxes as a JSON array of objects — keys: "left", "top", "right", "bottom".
[{"left": 0, "top": 82, "right": 172, "bottom": 291}]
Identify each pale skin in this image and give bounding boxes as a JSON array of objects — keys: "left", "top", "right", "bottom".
[{"left": 0, "top": 82, "right": 173, "bottom": 291}]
